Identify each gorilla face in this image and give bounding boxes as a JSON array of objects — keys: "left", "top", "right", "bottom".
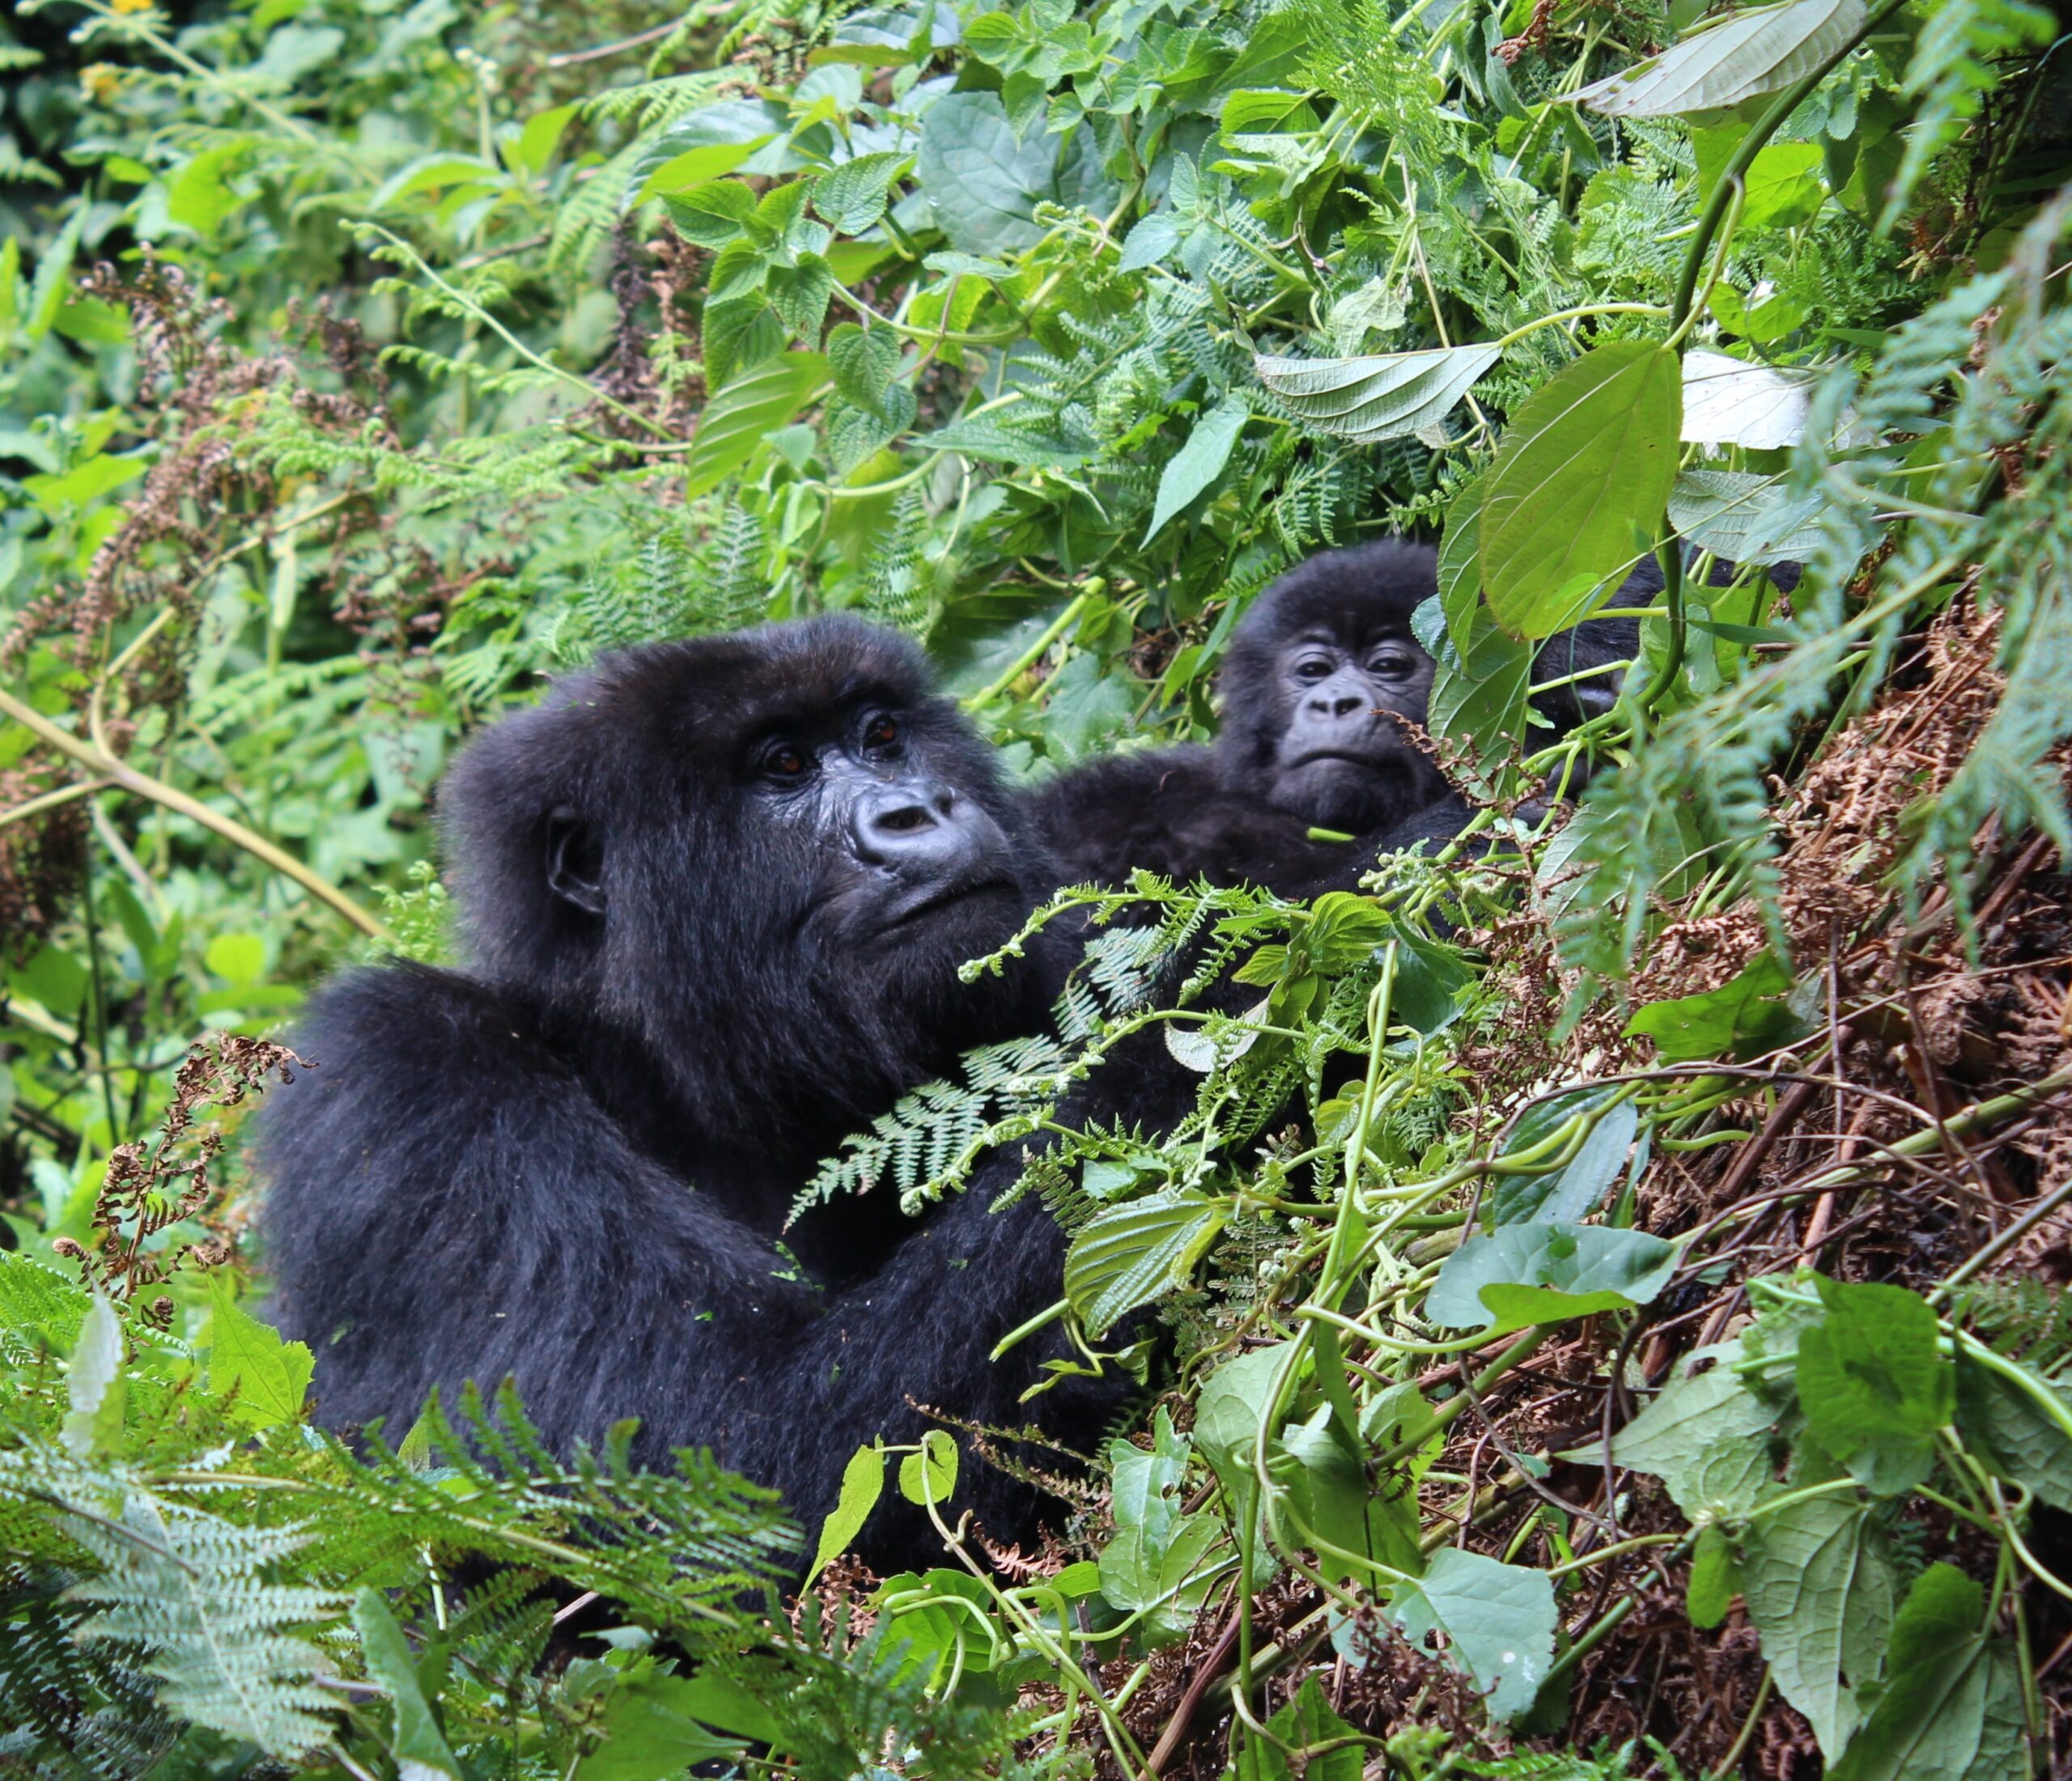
[
  {"left": 1266, "top": 624, "right": 1441, "bottom": 833},
  {"left": 439, "top": 616, "right": 1056, "bottom": 1157},
  {"left": 1217, "top": 541, "right": 1452, "bottom": 836},
  {"left": 746, "top": 698, "right": 1024, "bottom": 956}
]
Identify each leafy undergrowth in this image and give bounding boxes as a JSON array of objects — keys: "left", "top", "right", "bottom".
[{"left": 4, "top": 0, "right": 2072, "bottom": 1775}]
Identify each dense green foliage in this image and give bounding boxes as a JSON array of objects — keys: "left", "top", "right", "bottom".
[{"left": 2, "top": 0, "right": 2070, "bottom": 1773}]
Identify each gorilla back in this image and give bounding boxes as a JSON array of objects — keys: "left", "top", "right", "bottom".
[{"left": 257, "top": 617, "right": 1076, "bottom": 1558}]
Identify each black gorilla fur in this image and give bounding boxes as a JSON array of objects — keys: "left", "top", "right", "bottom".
[
  {"left": 257, "top": 617, "right": 1102, "bottom": 1568},
  {"left": 1031, "top": 540, "right": 1662, "bottom": 893}
]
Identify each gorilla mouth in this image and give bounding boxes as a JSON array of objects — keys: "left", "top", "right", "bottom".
[
  {"left": 876, "top": 875, "right": 1021, "bottom": 935},
  {"left": 1288, "top": 748, "right": 1399, "bottom": 773}
]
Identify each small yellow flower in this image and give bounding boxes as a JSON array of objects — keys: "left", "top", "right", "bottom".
[
  {"left": 80, "top": 62, "right": 123, "bottom": 103},
  {"left": 108, "top": 0, "right": 155, "bottom": 14}
]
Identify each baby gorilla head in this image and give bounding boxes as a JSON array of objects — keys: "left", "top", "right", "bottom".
[{"left": 1215, "top": 541, "right": 1450, "bottom": 835}]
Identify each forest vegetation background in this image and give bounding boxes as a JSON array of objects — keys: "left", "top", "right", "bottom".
[{"left": 2, "top": 0, "right": 2071, "bottom": 1775}]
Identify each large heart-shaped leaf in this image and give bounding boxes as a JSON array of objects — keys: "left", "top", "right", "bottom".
[
  {"left": 1572, "top": 0, "right": 1867, "bottom": 118},
  {"left": 1252, "top": 342, "right": 1500, "bottom": 444},
  {"left": 1479, "top": 341, "right": 1681, "bottom": 639},
  {"left": 1386, "top": 1549, "right": 1556, "bottom": 1722},
  {"left": 1425, "top": 1221, "right": 1679, "bottom": 1331},
  {"left": 1669, "top": 467, "right": 1827, "bottom": 563},
  {"left": 1681, "top": 349, "right": 1815, "bottom": 448}
]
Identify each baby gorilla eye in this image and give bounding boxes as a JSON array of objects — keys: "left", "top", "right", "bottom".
[
  {"left": 1293, "top": 656, "right": 1335, "bottom": 681},
  {"left": 1369, "top": 651, "right": 1416, "bottom": 677},
  {"left": 862, "top": 713, "right": 901, "bottom": 750},
  {"left": 763, "top": 743, "right": 809, "bottom": 780}
]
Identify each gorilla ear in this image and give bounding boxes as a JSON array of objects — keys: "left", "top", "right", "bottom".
[{"left": 546, "top": 807, "right": 605, "bottom": 916}]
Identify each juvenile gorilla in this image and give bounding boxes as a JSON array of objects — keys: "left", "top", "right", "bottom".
[
  {"left": 258, "top": 617, "right": 1088, "bottom": 1563},
  {"left": 1030, "top": 540, "right": 1636, "bottom": 893}
]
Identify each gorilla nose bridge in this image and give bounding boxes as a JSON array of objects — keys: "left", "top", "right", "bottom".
[
  {"left": 1305, "top": 666, "right": 1380, "bottom": 723},
  {"left": 851, "top": 778, "right": 973, "bottom": 867}
]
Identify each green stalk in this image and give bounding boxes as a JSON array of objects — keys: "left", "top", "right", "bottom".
[{"left": 1635, "top": 0, "right": 1910, "bottom": 718}]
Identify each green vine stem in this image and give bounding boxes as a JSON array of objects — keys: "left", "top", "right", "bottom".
[{"left": 1635, "top": 0, "right": 1911, "bottom": 718}]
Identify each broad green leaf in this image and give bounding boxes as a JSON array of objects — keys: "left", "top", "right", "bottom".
[
  {"left": 897, "top": 1428, "right": 958, "bottom": 1506},
  {"left": 1624, "top": 951, "right": 1799, "bottom": 1061},
  {"left": 828, "top": 322, "right": 904, "bottom": 415},
  {"left": 1572, "top": 0, "right": 1868, "bottom": 117},
  {"left": 813, "top": 151, "right": 911, "bottom": 233},
  {"left": 1100, "top": 1413, "right": 1224, "bottom": 1644},
  {"left": 1436, "top": 470, "right": 1486, "bottom": 655},
  {"left": 1488, "top": 1085, "right": 1637, "bottom": 1227},
  {"left": 1580, "top": 1346, "right": 1781, "bottom": 1516},
  {"left": 1669, "top": 468, "right": 1827, "bottom": 565},
  {"left": 62, "top": 1293, "right": 125, "bottom": 1460},
  {"left": 369, "top": 153, "right": 496, "bottom": 215},
  {"left": 1143, "top": 396, "right": 1248, "bottom": 543},
  {"left": 1686, "top": 1524, "right": 1739, "bottom": 1628},
  {"left": 1194, "top": 1342, "right": 1292, "bottom": 1544},
  {"left": 1065, "top": 1191, "right": 1229, "bottom": 1336},
  {"left": 1386, "top": 1548, "right": 1556, "bottom": 1722},
  {"left": 572, "top": 1671, "right": 751, "bottom": 1779},
  {"left": 1274, "top": 1406, "right": 1419, "bottom": 1586},
  {"left": 1479, "top": 342, "right": 1681, "bottom": 639},
  {"left": 1955, "top": 1352, "right": 2072, "bottom": 1512},
  {"left": 206, "top": 931, "right": 266, "bottom": 983},
  {"left": 681, "top": 352, "right": 826, "bottom": 496},
  {"left": 1252, "top": 342, "right": 1500, "bottom": 445},
  {"left": 1426, "top": 1222, "right": 1678, "bottom": 1332},
  {"left": 628, "top": 100, "right": 786, "bottom": 202},
  {"left": 660, "top": 179, "right": 758, "bottom": 248},
  {"left": 1796, "top": 1278, "right": 1954, "bottom": 1495},
  {"left": 352, "top": 1588, "right": 463, "bottom": 1781},
  {"left": 168, "top": 141, "right": 250, "bottom": 239},
  {"left": 1118, "top": 212, "right": 1180, "bottom": 271},
  {"left": 509, "top": 103, "right": 577, "bottom": 177},
  {"left": 23, "top": 451, "right": 151, "bottom": 518},
  {"left": 1236, "top": 1675, "right": 1364, "bottom": 1781},
  {"left": 1102, "top": 1410, "right": 1188, "bottom": 1587},
  {"left": 1828, "top": 1566, "right": 2025, "bottom": 1781},
  {"left": 24, "top": 207, "right": 85, "bottom": 345},
  {"left": 1741, "top": 142, "right": 1827, "bottom": 230},
  {"left": 807, "top": 1442, "right": 885, "bottom": 1581},
  {"left": 916, "top": 91, "right": 1115, "bottom": 256},
  {"left": 1743, "top": 1495, "right": 1895, "bottom": 1758},
  {"left": 52, "top": 299, "right": 130, "bottom": 347},
  {"left": 1680, "top": 349, "right": 1814, "bottom": 448},
  {"left": 206, "top": 1278, "right": 315, "bottom": 1430},
  {"left": 1424, "top": 599, "right": 1534, "bottom": 767}
]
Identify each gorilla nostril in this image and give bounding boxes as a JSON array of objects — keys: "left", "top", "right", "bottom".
[
  {"left": 1331, "top": 693, "right": 1365, "bottom": 718},
  {"left": 876, "top": 804, "right": 935, "bottom": 834}
]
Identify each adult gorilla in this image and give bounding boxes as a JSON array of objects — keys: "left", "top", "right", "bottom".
[{"left": 257, "top": 617, "right": 1085, "bottom": 1564}]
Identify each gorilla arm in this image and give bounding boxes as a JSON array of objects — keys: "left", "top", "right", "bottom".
[
  {"left": 1028, "top": 744, "right": 1346, "bottom": 892},
  {"left": 258, "top": 960, "right": 825, "bottom": 1461},
  {"left": 260, "top": 958, "right": 1092, "bottom": 1558}
]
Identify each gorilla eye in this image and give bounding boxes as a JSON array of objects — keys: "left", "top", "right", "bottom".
[
  {"left": 763, "top": 743, "right": 809, "bottom": 781},
  {"left": 861, "top": 713, "right": 900, "bottom": 751},
  {"left": 1293, "top": 656, "right": 1334, "bottom": 681},
  {"left": 1370, "top": 651, "right": 1416, "bottom": 676}
]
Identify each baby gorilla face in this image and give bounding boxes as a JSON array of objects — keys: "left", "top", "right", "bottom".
[{"left": 1265, "top": 627, "right": 1445, "bottom": 832}]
